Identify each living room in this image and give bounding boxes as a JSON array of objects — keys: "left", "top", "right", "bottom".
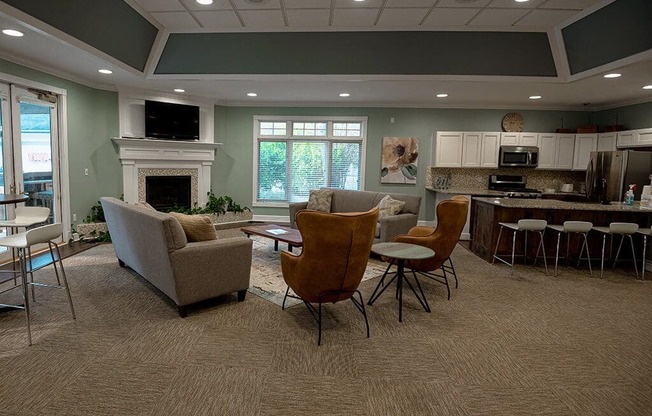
[{"left": 1, "top": 0, "right": 651, "bottom": 414}]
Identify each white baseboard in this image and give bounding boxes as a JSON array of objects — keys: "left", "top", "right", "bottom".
[{"left": 252, "top": 214, "right": 289, "bottom": 224}]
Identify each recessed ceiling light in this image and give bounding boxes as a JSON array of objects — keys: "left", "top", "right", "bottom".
[
  {"left": 354, "top": 0, "right": 365, "bottom": 2},
  {"left": 339, "top": 93, "right": 351, "bottom": 97},
  {"left": 643, "top": 85, "right": 652, "bottom": 90},
  {"left": 514, "top": 0, "right": 530, "bottom": 3},
  {"left": 247, "top": 92, "right": 258, "bottom": 97},
  {"left": 436, "top": 93, "right": 448, "bottom": 98},
  {"left": 529, "top": 95, "right": 542, "bottom": 100},
  {"left": 2, "top": 29, "right": 23, "bottom": 37},
  {"left": 196, "top": 0, "right": 213, "bottom": 4},
  {"left": 603, "top": 73, "right": 621, "bottom": 78},
  {"left": 174, "top": 88, "right": 185, "bottom": 93},
  {"left": 98, "top": 69, "right": 113, "bottom": 74}
]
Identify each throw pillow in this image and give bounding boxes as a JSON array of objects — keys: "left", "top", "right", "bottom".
[
  {"left": 377, "top": 195, "right": 406, "bottom": 219},
  {"left": 306, "top": 189, "right": 333, "bottom": 213},
  {"left": 168, "top": 212, "right": 217, "bottom": 242}
]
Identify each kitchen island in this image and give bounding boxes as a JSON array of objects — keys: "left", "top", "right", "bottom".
[{"left": 471, "top": 197, "right": 651, "bottom": 263}]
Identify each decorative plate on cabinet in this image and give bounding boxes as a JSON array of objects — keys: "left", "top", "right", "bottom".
[{"left": 502, "top": 112, "right": 524, "bottom": 132}]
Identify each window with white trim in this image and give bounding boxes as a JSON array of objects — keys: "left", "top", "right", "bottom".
[{"left": 254, "top": 116, "right": 367, "bottom": 206}]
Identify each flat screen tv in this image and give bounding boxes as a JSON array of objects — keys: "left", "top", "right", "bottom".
[{"left": 145, "top": 100, "right": 200, "bottom": 141}]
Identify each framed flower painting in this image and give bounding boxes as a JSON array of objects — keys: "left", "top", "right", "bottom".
[{"left": 381, "top": 137, "right": 418, "bottom": 184}]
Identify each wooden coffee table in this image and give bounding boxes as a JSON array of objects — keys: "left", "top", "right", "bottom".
[{"left": 240, "top": 224, "right": 303, "bottom": 252}]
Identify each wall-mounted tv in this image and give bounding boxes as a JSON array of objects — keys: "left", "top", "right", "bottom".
[{"left": 145, "top": 100, "right": 200, "bottom": 141}]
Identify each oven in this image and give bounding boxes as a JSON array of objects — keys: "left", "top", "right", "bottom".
[{"left": 499, "top": 146, "right": 539, "bottom": 168}]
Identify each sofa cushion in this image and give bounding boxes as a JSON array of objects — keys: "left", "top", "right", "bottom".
[
  {"left": 377, "top": 195, "right": 406, "bottom": 219},
  {"left": 307, "top": 189, "right": 333, "bottom": 212},
  {"left": 169, "top": 212, "right": 217, "bottom": 242}
]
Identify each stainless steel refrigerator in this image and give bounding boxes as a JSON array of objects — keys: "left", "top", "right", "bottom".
[{"left": 585, "top": 150, "right": 652, "bottom": 204}]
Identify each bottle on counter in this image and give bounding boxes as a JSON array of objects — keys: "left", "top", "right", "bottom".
[{"left": 624, "top": 184, "right": 636, "bottom": 206}]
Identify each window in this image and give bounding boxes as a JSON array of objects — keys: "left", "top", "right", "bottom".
[{"left": 254, "top": 116, "right": 366, "bottom": 206}]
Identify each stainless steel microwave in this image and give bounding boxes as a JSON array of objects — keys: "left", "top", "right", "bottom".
[{"left": 499, "top": 146, "right": 539, "bottom": 168}]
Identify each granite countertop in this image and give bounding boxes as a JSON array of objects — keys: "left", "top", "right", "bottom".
[{"left": 473, "top": 197, "right": 652, "bottom": 212}]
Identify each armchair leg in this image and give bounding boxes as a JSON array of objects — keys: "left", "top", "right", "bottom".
[
  {"left": 237, "top": 289, "right": 247, "bottom": 302},
  {"left": 178, "top": 305, "right": 188, "bottom": 318},
  {"left": 282, "top": 286, "right": 290, "bottom": 310},
  {"left": 350, "top": 290, "right": 370, "bottom": 339}
]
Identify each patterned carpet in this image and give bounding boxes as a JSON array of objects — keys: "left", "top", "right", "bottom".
[{"left": 0, "top": 238, "right": 651, "bottom": 415}]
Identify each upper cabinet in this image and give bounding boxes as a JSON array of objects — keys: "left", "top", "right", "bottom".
[
  {"left": 432, "top": 131, "right": 500, "bottom": 168},
  {"left": 432, "top": 131, "right": 463, "bottom": 167},
  {"left": 597, "top": 132, "right": 617, "bottom": 151},
  {"left": 572, "top": 134, "right": 598, "bottom": 170},
  {"left": 537, "top": 133, "right": 574, "bottom": 170},
  {"left": 616, "top": 128, "right": 652, "bottom": 148},
  {"left": 500, "top": 132, "right": 537, "bottom": 146}
]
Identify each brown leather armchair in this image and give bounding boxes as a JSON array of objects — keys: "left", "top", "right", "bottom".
[
  {"left": 281, "top": 207, "right": 379, "bottom": 345},
  {"left": 390, "top": 196, "right": 469, "bottom": 300}
]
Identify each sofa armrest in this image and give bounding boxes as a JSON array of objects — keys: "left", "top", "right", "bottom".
[
  {"left": 288, "top": 202, "right": 308, "bottom": 228},
  {"left": 378, "top": 213, "right": 419, "bottom": 242},
  {"left": 168, "top": 237, "right": 253, "bottom": 305}
]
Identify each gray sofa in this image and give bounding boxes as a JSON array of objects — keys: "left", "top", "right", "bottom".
[
  {"left": 100, "top": 197, "right": 252, "bottom": 317},
  {"left": 288, "top": 189, "right": 422, "bottom": 243}
]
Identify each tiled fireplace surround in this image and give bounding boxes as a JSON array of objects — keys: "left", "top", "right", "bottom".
[{"left": 112, "top": 138, "right": 220, "bottom": 207}]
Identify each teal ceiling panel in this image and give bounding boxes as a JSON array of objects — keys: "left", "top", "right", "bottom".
[
  {"left": 562, "top": 0, "right": 652, "bottom": 75},
  {"left": 156, "top": 31, "right": 557, "bottom": 77},
  {"left": 2, "top": 0, "right": 158, "bottom": 72}
]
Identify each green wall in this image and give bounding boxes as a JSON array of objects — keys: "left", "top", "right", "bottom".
[
  {"left": 594, "top": 101, "right": 652, "bottom": 129},
  {"left": 0, "top": 59, "right": 120, "bottom": 225},
  {"left": 215, "top": 107, "right": 592, "bottom": 221}
]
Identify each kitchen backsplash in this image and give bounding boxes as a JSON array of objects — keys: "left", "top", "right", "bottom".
[{"left": 428, "top": 167, "right": 586, "bottom": 192}]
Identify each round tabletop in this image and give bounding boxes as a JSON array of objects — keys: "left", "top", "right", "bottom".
[
  {"left": 0, "top": 194, "right": 29, "bottom": 204},
  {"left": 371, "top": 242, "right": 434, "bottom": 260}
]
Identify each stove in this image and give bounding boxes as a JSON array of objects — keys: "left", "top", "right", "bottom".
[{"left": 488, "top": 175, "right": 542, "bottom": 198}]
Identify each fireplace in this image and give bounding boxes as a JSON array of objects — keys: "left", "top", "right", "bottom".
[{"left": 146, "top": 176, "right": 192, "bottom": 210}]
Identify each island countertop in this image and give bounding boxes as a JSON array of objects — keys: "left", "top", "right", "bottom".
[{"left": 473, "top": 197, "right": 652, "bottom": 212}]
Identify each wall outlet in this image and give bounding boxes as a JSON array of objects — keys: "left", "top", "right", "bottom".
[
  {"left": 72, "top": 213, "right": 77, "bottom": 222},
  {"left": 84, "top": 168, "right": 89, "bottom": 176}
]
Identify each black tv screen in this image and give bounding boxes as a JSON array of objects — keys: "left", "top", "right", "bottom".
[{"left": 145, "top": 100, "right": 200, "bottom": 141}]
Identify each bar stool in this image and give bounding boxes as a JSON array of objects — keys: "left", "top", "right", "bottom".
[
  {"left": 546, "top": 221, "right": 593, "bottom": 277},
  {"left": 636, "top": 228, "right": 651, "bottom": 280},
  {"left": 0, "top": 223, "right": 75, "bottom": 345},
  {"left": 592, "top": 222, "right": 639, "bottom": 279},
  {"left": 0, "top": 206, "right": 51, "bottom": 286},
  {"left": 492, "top": 219, "right": 548, "bottom": 275}
]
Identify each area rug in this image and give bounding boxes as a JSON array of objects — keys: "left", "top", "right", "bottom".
[{"left": 248, "top": 235, "right": 389, "bottom": 307}]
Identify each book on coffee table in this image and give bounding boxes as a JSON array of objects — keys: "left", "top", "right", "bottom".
[{"left": 267, "top": 229, "right": 289, "bottom": 235}]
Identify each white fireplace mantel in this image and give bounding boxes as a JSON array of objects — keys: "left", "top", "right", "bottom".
[{"left": 112, "top": 137, "right": 222, "bottom": 206}]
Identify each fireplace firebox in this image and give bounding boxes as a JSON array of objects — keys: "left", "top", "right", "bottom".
[{"left": 146, "top": 176, "right": 192, "bottom": 211}]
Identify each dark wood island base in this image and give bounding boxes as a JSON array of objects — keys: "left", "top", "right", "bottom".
[{"left": 471, "top": 198, "right": 651, "bottom": 264}]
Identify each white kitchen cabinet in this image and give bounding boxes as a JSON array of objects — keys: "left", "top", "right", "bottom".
[
  {"left": 537, "top": 134, "right": 556, "bottom": 169},
  {"left": 556, "top": 134, "right": 575, "bottom": 170},
  {"left": 617, "top": 130, "right": 636, "bottom": 147},
  {"left": 597, "top": 132, "right": 617, "bottom": 151},
  {"left": 480, "top": 132, "right": 500, "bottom": 168},
  {"left": 500, "top": 132, "right": 538, "bottom": 146},
  {"left": 636, "top": 128, "right": 652, "bottom": 146},
  {"left": 537, "top": 133, "right": 574, "bottom": 170},
  {"left": 572, "top": 134, "right": 598, "bottom": 170},
  {"left": 461, "top": 132, "right": 482, "bottom": 167},
  {"left": 432, "top": 131, "right": 463, "bottom": 167}
]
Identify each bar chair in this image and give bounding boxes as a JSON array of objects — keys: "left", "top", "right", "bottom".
[
  {"left": 0, "top": 223, "right": 75, "bottom": 345},
  {"left": 592, "top": 222, "right": 639, "bottom": 279},
  {"left": 546, "top": 221, "right": 593, "bottom": 277},
  {"left": 636, "top": 228, "right": 651, "bottom": 280},
  {"left": 0, "top": 206, "right": 51, "bottom": 286},
  {"left": 492, "top": 219, "right": 548, "bottom": 275}
]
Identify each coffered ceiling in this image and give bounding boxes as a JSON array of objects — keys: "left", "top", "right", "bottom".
[{"left": 0, "top": 0, "right": 650, "bottom": 110}]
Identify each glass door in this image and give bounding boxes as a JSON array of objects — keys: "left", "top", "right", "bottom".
[{"left": 0, "top": 85, "right": 60, "bottom": 263}]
